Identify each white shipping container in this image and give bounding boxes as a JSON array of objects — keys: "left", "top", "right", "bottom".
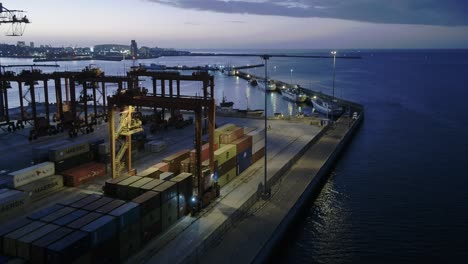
[
  {"left": 48, "top": 141, "right": 90, "bottom": 162},
  {"left": 248, "top": 128, "right": 266, "bottom": 144},
  {"left": 252, "top": 138, "right": 265, "bottom": 154},
  {"left": 98, "top": 143, "right": 110, "bottom": 155},
  {"left": 6, "top": 162, "right": 55, "bottom": 188}
]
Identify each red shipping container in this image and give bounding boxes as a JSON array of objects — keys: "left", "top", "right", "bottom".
[
  {"left": 62, "top": 162, "right": 107, "bottom": 187},
  {"left": 190, "top": 143, "right": 218, "bottom": 164},
  {"left": 219, "top": 127, "right": 244, "bottom": 144},
  {"left": 252, "top": 148, "right": 265, "bottom": 164},
  {"left": 231, "top": 136, "right": 252, "bottom": 155}
]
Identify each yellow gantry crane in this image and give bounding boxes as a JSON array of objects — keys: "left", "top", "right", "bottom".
[
  {"left": 0, "top": 2, "right": 30, "bottom": 36},
  {"left": 109, "top": 105, "right": 143, "bottom": 179}
]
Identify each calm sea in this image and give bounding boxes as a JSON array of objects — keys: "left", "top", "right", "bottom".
[{"left": 2, "top": 49, "right": 468, "bottom": 262}]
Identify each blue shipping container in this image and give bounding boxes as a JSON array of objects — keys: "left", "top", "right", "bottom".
[
  {"left": 29, "top": 204, "right": 64, "bottom": 221},
  {"left": 236, "top": 148, "right": 252, "bottom": 176},
  {"left": 108, "top": 202, "right": 140, "bottom": 230},
  {"left": 53, "top": 209, "right": 88, "bottom": 226},
  {"left": 46, "top": 230, "right": 90, "bottom": 264},
  {"left": 81, "top": 215, "right": 117, "bottom": 247}
]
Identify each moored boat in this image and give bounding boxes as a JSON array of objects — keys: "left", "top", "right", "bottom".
[
  {"left": 282, "top": 88, "right": 307, "bottom": 103},
  {"left": 311, "top": 97, "right": 343, "bottom": 116},
  {"left": 259, "top": 80, "right": 277, "bottom": 92}
]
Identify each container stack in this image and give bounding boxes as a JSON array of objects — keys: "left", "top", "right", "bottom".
[
  {"left": 61, "top": 162, "right": 106, "bottom": 187},
  {"left": 162, "top": 150, "right": 190, "bottom": 175},
  {"left": 0, "top": 193, "right": 149, "bottom": 263},
  {"left": 144, "top": 140, "right": 167, "bottom": 153},
  {"left": 248, "top": 128, "right": 266, "bottom": 164},
  {"left": 49, "top": 140, "right": 92, "bottom": 173},
  {"left": 215, "top": 144, "right": 237, "bottom": 187}
]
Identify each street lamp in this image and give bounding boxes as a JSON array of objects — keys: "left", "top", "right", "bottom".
[
  {"left": 261, "top": 55, "right": 271, "bottom": 199},
  {"left": 290, "top": 69, "right": 293, "bottom": 85},
  {"left": 331, "top": 51, "right": 337, "bottom": 100}
]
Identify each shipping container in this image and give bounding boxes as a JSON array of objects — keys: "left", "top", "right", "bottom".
[
  {"left": 98, "top": 143, "right": 109, "bottom": 156},
  {"left": 218, "top": 174, "right": 228, "bottom": 187},
  {"left": 81, "top": 196, "right": 114, "bottom": 212},
  {"left": 54, "top": 151, "right": 94, "bottom": 173},
  {"left": 16, "top": 224, "right": 60, "bottom": 260},
  {"left": 140, "top": 207, "right": 161, "bottom": 244},
  {"left": 88, "top": 139, "right": 104, "bottom": 159},
  {"left": 0, "top": 218, "right": 32, "bottom": 254},
  {"left": 68, "top": 194, "right": 102, "bottom": 209},
  {"left": 95, "top": 199, "right": 126, "bottom": 214},
  {"left": 159, "top": 172, "right": 175, "bottom": 181},
  {"left": 170, "top": 173, "right": 193, "bottom": 218},
  {"left": 109, "top": 203, "right": 141, "bottom": 261},
  {"left": 0, "top": 191, "right": 29, "bottom": 216},
  {"left": 214, "top": 144, "right": 237, "bottom": 166},
  {"left": 161, "top": 196, "right": 178, "bottom": 231},
  {"left": 243, "top": 126, "right": 256, "bottom": 134},
  {"left": 90, "top": 238, "right": 118, "bottom": 264},
  {"left": 236, "top": 149, "right": 253, "bottom": 176},
  {"left": 67, "top": 212, "right": 103, "bottom": 230},
  {"left": 189, "top": 143, "right": 218, "bottom": 164},
  {"left": 28, "top": 204, "right": 64, "bottom": 221},
  {"left": 139, "top": 179, "right": 164, "bottom": 194},
  {"left": 252, "top": 147, "right": 265, "bottom": 164},
  {"left": 218, "top": 167, "right": 237, "bottom": 187},
  {"left": 6, "top": 162, "right": 55, "bottom": 188},
  {"left": 61, "top": 162, "right": 106, "bottom": 187},
  {"left": 127, "top": 177, "right": 154, "bottom": 200},
  {"left": 48, "top": 141, "right": 90, "bottom": 162},
  {"left": 18, "top": 175, "right": 63, "bottom": 201},
  {"left": 57, "top": 193, "right": 88, "bottom": 206},
  {"left": 252, "top": 138, "right": 266, "bottom": 154},
  {"left": 180, "top": 158, "right": 191, "bottom": 173},
  {"left": 132, "top": 191, "right": 161, "bottom": 216},
  {"left": 219, "top": 127, "right": 244, "bottom": 144},
  {"left": 138, "top": 167, "right": 160, "bottom": 178},
  {"left": 152, "top": 162, "right": 169, "bottom": 173},
  {"left": 144, "top": 140, "right": 166, "bottom": 153},
  {"left": 217, "top": 156, "right": 236, "bottom": 176},
  {"left": 40, "top": 207, "right": 75, "bottom": 223},
  {"left": 247, "top": 128, "right": 266, "bottom": 144},
  {"left": 162, "top": 150, "right": 190, "bottom": 174},
  {"left": 3, "top": 221, "right": 45, "bottom": 257},
  {"left": 214, "top": 123, "right": 237, "bottom": 145},
  {"left": 30, "top": 227, "right": 74, "bottom": 264},
  {"left": 153, "top": 181, "right": 177, "bottom": 203},
  {"left": 52, "top": 210, "right": 88, "bottom": 226},
  {"left": 81, "top": 215, "right": 117, "bottom": 248},
  {"left": 230, "top": 135, "right": 253, "bottom": 155},
  {"left": 46, "top": 230, "right": 90, "bottom": 264},
  {"left": 32, "top": 140, "right": 70, "bottom": 164},
  {"left": 103, "top": 176, "right": 128, "bottom": 197},
  {"left": 115, "top": 176, "right": 142, "bottom": 200}
]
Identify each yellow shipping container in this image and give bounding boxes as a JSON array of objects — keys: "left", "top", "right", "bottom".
[
  {"left": 214, "top": 144, "right": 237, "bottom": 166},
  {"left": 214, "top": 124, "right": 237, "bottom": 145},
  {"left": 218, "top": 174, "right": 228, "bottom": 187},
  {"left": 218, "top": 167, "right": 236, "bottom": 188}
]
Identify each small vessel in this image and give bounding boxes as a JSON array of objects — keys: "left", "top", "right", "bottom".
[
  {"left": 311, "top": 97, "right": 343, "bottom": 116},
  {"left": 282, "top": 88, "right": 307, "bottom": 103},
  {"left": 249, "top": 79, "right": 258, "bottom": 86},
  {"left": 216, "top": 96, "right": 263, "bottom": 117},
  {"left": 223, "top": 67, "right": 236, "bottom": 76},
  {"left": 141, "top": 63, "right": 166, "bottom": 71},
  {"left": 259, "top": 80, "right": 277, "bottom": 92},
  {"left": 219, "top": 95, "right": 234, "bottom": 110}
]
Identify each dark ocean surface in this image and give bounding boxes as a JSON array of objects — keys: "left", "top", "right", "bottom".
[{"left": 2, "top": 49, "right": 467, "bottom": 263}]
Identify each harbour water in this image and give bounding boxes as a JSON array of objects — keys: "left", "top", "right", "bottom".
[{"left": 2, "top": 49, "right": 468, "bottom": 262}]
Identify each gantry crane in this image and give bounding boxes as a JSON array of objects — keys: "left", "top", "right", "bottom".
[{"left": 0, "top": 2, "right": 30, "bottom": 36}]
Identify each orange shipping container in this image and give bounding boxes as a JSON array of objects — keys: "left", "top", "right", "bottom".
[
  {"left": 62, "top": 162, "right": 107, "bottom": 187},
  {"left": 219, "top": 127, "right": 244, "bottom": 144},
  {"left": 152, "top": 162, "right": 169, "bottom": 172},
  {"left": 162, "top": 150, "right": 190, "bottom": 174}
]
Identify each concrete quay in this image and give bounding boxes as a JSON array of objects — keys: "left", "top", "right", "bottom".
[{"left": 128, "top": 118, "right": 326, "bottom": 263}]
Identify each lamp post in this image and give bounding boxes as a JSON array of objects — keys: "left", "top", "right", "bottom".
[
  {"left": 261, "top": 55, "right": 271, "bottom": 199},
  {"left": 330, "top": 51, "right": 337, "bottom": 122},
  {"left": 290, "top": 69, "right": 293, "bottom": 85}
]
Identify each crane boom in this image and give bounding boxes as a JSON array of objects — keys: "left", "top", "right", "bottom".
[{"left": 0, "top": 2, "right": 30, "bottom": 36}]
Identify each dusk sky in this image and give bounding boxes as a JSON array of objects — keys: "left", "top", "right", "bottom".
[{"left": 3, "top": 0, "right": 468, "bottom": 49}]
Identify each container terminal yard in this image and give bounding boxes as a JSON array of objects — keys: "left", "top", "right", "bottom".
[{"left": 0, "top": 62, "right": 363, "bottom": 263}]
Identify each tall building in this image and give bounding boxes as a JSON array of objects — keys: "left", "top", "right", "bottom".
[
  {"left": 30, "top": 42, "right": 34, "bottom": 48},
  {"left": 17, "top": 41, "right": 26, "bottom": 47},
  {"left": 131, "top": 40, "right": 138, "bottom": 59}
]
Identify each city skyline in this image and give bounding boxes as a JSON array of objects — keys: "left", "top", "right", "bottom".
[{"left": 1, "top": 0, "right": 467, "bottom": 49}]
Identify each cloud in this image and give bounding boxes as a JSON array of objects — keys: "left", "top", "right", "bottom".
[{"left": 146, "top": 0, "right": 468, "bottom": 26}]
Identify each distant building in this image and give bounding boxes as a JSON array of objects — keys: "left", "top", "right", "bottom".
[
  {"left": 17, "top": 41, "right": 26, "bottom": 47},
  {"left": 131, "top": 40, "right": 138, "bottom": 59},
  {"left": 30, "top": 42, "right": 34, "bottom": 48}
]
